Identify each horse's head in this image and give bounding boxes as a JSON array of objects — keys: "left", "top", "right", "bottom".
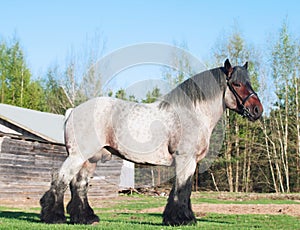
[{"left": 223, "top": 59, "right": 263, "bottom": 121}]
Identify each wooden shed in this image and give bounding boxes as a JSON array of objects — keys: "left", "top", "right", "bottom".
[{"left": 0, "top": 104, "right": 134, "bottom": 204}]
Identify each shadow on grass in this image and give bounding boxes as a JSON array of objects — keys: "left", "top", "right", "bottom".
[
  {"left": 102, "top": 212, "right": 232, "bottom": 226},
  {"left": 0, "top": 211, "right": 232, "bottom": 227},
  {"left": 0, "top": 210, "right": 40, "bottom": 223}
]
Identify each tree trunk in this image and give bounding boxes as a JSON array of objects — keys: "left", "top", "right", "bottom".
[
  {"left": 273, "top": 117, "right": 285, "bottom": 192},
  {"left": 235, "top": 121, "right": 240, "bottom": 192},
  {"left": 275, "top": 114, "right": 288, "bottom": 192},
  {"left": 284, "top": 80, "right": 290, "bottom": 192},
  {"left": 242, "top": 146, "right": 247, "bottom": 192},
  {"left": 1, "top": 75, "right": 4, "bottom": 103},
  {"left": 294, "top": 73, "right": 300, "bottom": 190},
  {"left": 261, "top": 118, "right": 279, "bottom": 193},
  {"left": 246, "top": 149, "right": 251, "bottom": 193},
  {"left": 225, "top": 110, "right": 234, "bottom": 192},
  {"left": 210, "top": 171, "right": 219, "bottom": 192},
  {"left": 20, "top": 68, "right": 24, "bottom": 107}
]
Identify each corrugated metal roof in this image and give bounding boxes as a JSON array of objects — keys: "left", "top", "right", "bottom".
[{"left": 0, "top": 104, "right": 66, "bottom": 144}]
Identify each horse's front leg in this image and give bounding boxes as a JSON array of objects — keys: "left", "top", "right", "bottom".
[
  {"left": 40, "top": 156, "right": 85, "bottom": 224},
  {"left": 163, "top": 153, "right": 197, "bottom": 226},
  {"left": 67, "top": 160, "right": 99, "bottom": 224}
]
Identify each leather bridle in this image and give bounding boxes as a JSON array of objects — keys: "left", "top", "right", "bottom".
[{"left": 226, "top": 76, "right": 258, "bottom": 119}]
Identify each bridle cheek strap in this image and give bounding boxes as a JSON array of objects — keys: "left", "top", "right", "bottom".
[
  {"left": 241, "top": 92, "right": 256, "bottom": 105},
  {"left": 226, "top": 81, "right": 257, "bottom": 118}
]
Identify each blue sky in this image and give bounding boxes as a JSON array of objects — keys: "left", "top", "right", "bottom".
[{"left": 1, "top": 0, "right": 300, "bottom": 86}]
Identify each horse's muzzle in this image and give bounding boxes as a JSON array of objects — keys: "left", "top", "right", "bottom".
[{"left": 242, "top": 103, "right": 263, "bottom": 121}]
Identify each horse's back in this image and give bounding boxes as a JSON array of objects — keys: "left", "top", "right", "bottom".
[{"left": 65, "top": 97, "right": 175, "bottom": 165}]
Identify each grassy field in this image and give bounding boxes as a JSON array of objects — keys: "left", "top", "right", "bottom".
[{"left": 0, "top": 192, "right": 299, "bottom": 229}]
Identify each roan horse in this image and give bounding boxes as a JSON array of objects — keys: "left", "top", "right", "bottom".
[{"left": 40, "top": 59, "right": 263, "bottom": 226}]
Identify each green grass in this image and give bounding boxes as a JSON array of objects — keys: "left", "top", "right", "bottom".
[{"left": 0, "top": 193, "right": 299, "bottom": 229}]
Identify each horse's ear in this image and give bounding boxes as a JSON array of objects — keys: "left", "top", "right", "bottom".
[
  {"left": 243, "top": 61, "right": 248, "bottom": 70},
  {"left": 224, "top": 59, "right": 233, "bottom": 77}
]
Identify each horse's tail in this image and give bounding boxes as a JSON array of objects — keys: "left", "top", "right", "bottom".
[
  {"left": 63, "top": 108, "right": 73, "bottom": 149},
  {"left": 64, "top": 108, "right": 73, "bottom": 122}
]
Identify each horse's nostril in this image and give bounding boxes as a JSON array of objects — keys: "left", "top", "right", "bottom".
[{"left": 254, "top": 106, "right": 259, "bottom": 115}]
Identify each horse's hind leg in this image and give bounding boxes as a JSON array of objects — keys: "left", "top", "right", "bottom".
[
  {"left": 67, "top": 160, "right": 99, "bottom": 224},
  {"left": 40, "top": 155, "right": 85, "bottom": 224},
  {"left": 40, "top": 172, "right": 68, "bottom": 223},
  {"left": 163, "top": 154, "right": 197, "bottom": 226}
]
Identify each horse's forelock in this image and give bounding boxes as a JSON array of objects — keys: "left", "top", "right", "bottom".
[{"left": 230, "top": 66, "right": 249, "bottom": 83}]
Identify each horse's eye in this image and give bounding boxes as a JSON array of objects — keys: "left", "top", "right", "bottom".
[{"left": 232, "top": 82, "right": 241, "bottom": 87}]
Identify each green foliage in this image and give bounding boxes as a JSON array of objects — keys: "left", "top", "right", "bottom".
[
  {"left": 113, "top": 88, "right": 137, "bottom": 102},
  {"left": 162, "top": 42, "right": 191, "bottom": 87},
  {"left": 142, "top": 87, "right": 161, "bottom": 103},
  {"left": 0, "top": 39, "right": 46, "bottom": 110},
  {"left": 26, "top": 80, "right": 48, "bottom": 111},
  {"left": 113, "top": 87, "right": 161, "bottom": 103},
  {"left": 43, "top": 67, "right": 73, "bottom": 114},
  {"left": 115, "top": 88, "right": 127, "bottom": 100},
  {"left": 271, "top": 21, "right": 297, "bottom": 107}
]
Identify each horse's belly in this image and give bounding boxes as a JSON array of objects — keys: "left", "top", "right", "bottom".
[
  {"left": 113, "top": 122, "right": 174, "bottom": 165},
  {"left": 117, "top": 144, "right": 174, "bottom": 166}
]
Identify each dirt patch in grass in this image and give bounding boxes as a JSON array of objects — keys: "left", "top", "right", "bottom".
[
  {"left": 192, "top": 192, "right": 300, "bottom": 202},
  {"left": 0, "top": 195, "right": 144, "bottom": 209},
  {"left": 138, "top": 192, "right": 300, "bottom": 217},
  {"left": 140, "top": 203, "right": 300, "bottom": 217}
]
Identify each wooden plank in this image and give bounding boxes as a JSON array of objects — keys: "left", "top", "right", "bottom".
[
  {"left": 1, "top": 137, "right": 67, "bottom": 156},
  {"left": 0, "top": 135, "right": 124, "bottom": 199}
]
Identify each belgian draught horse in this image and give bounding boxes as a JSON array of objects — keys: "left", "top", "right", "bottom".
[{"left": 40, "top": 59, "right": 263, "bottom": 226}]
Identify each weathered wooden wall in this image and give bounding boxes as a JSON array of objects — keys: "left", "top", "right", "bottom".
[{"left": 0, "top": 135, "right": 123, "bottom": 203}]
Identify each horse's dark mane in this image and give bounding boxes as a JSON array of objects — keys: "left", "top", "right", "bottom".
[
  {"left": 230, "top": 66, "right": 250, "bottom": 84},
  {"left": 159, "top": 67, "right": 228, "bottom": 109}
]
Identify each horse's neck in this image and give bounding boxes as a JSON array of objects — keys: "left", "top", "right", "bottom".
[{"left": 194, "top": 93, "right": 225, "bottom": 132}]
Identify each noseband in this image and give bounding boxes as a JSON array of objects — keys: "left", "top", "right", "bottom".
[{"left": 226, "top": 76, "right": 257, "bottom": 119}]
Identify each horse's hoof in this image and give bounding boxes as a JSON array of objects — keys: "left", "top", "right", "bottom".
[
  {"left": 86, "top": 214, "right": 100, "bottom": 225},
  {"left": 69, "top": 214, "right": 100, "bottom": 225},
  {"left": 40, "top": 214, "right": 66, "bottom": 224},
  {"left": 91, "top": 221, "right": 100, "bottom": 226},
  {"left": 163, "top": 218, "right": 196, "bottom": 226},
  {"left": 162, "top": 206, "right": 197, "bottom": 226}
]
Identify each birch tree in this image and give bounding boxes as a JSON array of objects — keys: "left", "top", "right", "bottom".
[
  {"left": 43, "top": 32, "right": 105, "bottom": 113},
  {"left": 212, "top": 29, "right": 260, "bottom": 192},
  {"left": 270, "top": 21, "right": 297, "bottom": 192}
]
